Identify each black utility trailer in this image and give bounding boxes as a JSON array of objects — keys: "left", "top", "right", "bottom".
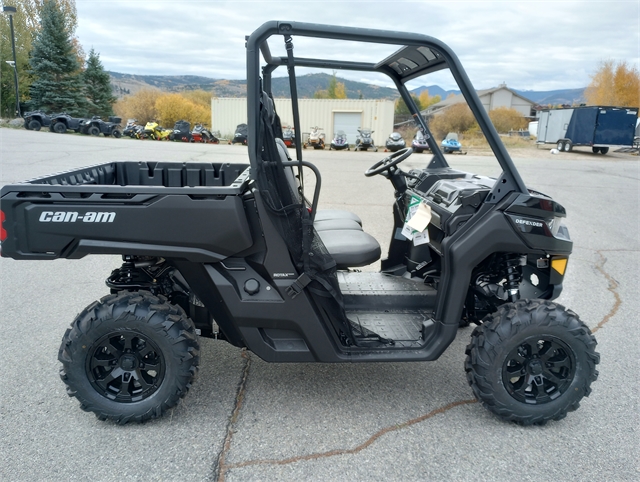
[{"left": 1, "top": 21, "right": 598, "bottom": 426}]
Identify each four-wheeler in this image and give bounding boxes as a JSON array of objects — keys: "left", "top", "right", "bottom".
[
  {"left": 411, "top": 129, "right": 431, "bottom": 153},
  {"left": 0, "top": 21, "right": 598, "bottom": 426},
  {"left": 49, "top": 113, "right": 86, "bottom": 134},
  {"left": 81, "top": 116, "right": 123, "bottom": 138},
  {"left": 230, "top": 123, "right": 248, "bottom": 145},
  {"left": 303, "top": 126, "right": 325, "bottom": 149},
  {"left": 329, "top": 130, "right": 349, "bottom": 150},
  {"left": 441, "top": 132, "right": 462, "bottom": 153},
  {"left": 354, "top": 127, "right": 377, "bottom": 151},
  {"left": 23, "top": 110, "right": 51, "bottom": 131},
  {"left": 385, "top": 132, "right": 406, "bottom": 152}
]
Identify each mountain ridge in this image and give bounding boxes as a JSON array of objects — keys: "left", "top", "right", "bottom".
[{"left": 109, "top": 71, "right": 586, "bottom": 105}]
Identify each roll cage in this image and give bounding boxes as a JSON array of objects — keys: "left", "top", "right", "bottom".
[{"left": 245, "top": 21, "right": 527, "bottom": 203}]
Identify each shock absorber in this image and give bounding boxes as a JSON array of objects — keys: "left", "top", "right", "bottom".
[{"left": 504, "top": 254, "right": 525, "bottom": 302}]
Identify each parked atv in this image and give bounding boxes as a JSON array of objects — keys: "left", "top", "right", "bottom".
[
  {"left": 282, "top": 125, "right": 295, "bottom": 147},
  {"left": 303, "top": 126, "right": 325, "bottom": 149},
  {"left": 49, "top": 113, "right": 86, "bottom": 134},
  {"left": 441, "top": 132, "right": 462, "bottom": 153},
  {"left": 0, "top": 21, "right": 599, "bottom": 427},
  {"left": 411, "top": 129, "right": 430, "bottom": 153},
  {"left": 81, "top": 116, "right": 123, "bottom": 138},
  {"left": 23, "top": 110, "right": 51, "bottom": 131},
  {"left": 329, "top": 130, "right": 349, "bottom": 150},
  {"left": 354, "top": 128, "right": 377, "bottom": 151},
  {"left": 385, "top": 132, "right": 406, "bottom": 152},
  {"left": 141, "top": 120, "right": 171, "bottom": 141},
  {"left": 230, "top": 123, "right": 248, "bottom": 145}
]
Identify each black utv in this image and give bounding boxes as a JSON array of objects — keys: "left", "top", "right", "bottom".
[
  {"left": 23, "top": 110, "right": 51, "bottom": 131},
  {"left": 80, "top": 116, "right": 123, "bottom": 137},
  {"left": 49, "top": 113, "right": 86, "bottom": 134},
  {"left": 0, "top": 21, "right": 599, "bottom": 426}
]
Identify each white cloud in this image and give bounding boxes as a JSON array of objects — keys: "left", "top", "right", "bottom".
[{"left": 75, "top": 0, "right": 639, "bottom": 91}]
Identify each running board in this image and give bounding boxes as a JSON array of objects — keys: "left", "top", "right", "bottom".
[
  {"left": 347, "top": 311, "right": 436, "bottom": 348},
  {"left": 338, "top": 271, "right": 436, "bottom": 311}
]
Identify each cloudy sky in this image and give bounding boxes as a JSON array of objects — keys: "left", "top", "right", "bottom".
[{"left": 75, "top": 0, "right": 639, "bottom": 92}]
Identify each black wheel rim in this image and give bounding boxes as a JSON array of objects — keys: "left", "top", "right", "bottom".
[
  {"left": 87, "top": 330, "right": 165, "bottom": 403},
  {"left": 502, "top": 335, "right": 576, "bottom": 405}
]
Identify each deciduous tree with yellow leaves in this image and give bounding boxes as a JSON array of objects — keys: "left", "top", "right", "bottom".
[{"left": 585, "top": 60, "right": 639, "bottom": 107}]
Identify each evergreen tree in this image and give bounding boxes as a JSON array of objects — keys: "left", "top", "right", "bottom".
[
  {"left": 28, "top": 0, "right": 85, "bottom": 115},
  {"left": 83, "top": 48, "right": 116, "bottom": 117}
]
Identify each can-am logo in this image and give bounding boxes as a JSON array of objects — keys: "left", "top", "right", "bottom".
[
  {"left": 515, "top": 218, "right": 543, "bottom": 228},
  {"left": 39, "top": 211, "right": 116, "bottom": 223}
]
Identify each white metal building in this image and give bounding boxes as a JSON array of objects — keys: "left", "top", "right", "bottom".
[{"left": 212, "top": 98, "right": 395, "bottom": 146}]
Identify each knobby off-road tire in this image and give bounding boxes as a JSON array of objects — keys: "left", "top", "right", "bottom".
[
  {"left": 465, "top": 299, "right": 599, "bottom": 425},
  {"left": 53, "top": 122, "right": 67, "bottom": 134},
  {"left": 58, "top": 291, "right": 200, "bottom": 424}
]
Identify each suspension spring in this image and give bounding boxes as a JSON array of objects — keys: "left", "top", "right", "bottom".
[{"left": 504, "top": 255, "right": 524, "bottom": 301}]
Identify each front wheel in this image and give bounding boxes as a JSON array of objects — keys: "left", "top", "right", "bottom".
[
  {"left": 58, "top": 291, "right": 200, "bottom": 424},
  {"left": 28, "top": 119, "right": 42, "bottom": 131},
  {"left": 89, "top": 126, "right": 101, "bottom": 136},
  {"left": 465, "top": 299, "right": 599, "bottom": 425}
]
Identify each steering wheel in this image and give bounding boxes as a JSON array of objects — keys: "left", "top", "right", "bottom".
[{"left": 364, "top": 147, "right": 414, "bottom": 177}]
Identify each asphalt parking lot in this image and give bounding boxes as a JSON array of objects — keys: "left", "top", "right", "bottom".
[{"left": 1, "top": 128, "right": 638, "bottom": 481}]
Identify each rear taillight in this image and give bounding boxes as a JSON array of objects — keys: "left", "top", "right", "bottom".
[{"left": 1, "top": 210, "right": 6, "bottom": 241}]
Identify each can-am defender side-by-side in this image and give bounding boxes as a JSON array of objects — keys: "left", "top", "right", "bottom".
[{"left": 0, "top": 21, "right": 598, "bottom": 425}]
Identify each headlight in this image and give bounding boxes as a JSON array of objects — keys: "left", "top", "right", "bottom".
[{"left": 546, "top": 216, "right": 564, "bottom": 237}]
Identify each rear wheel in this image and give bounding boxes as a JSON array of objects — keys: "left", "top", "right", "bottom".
[
  {"left": 58, "top": 291, "right": 200, "bottom": 424},
  {"left": 599, "top": 147, "right": 609, "bottom": 154},
  {"left": 465, "top": 300, "right": 599, "bottom": 425},
  {"left": 557, "top": 140, "right": 565, "bottom": 151},
  {"left": 112, "top": 129, "right": 122, "bottom": 138},
  {"left": 563, "top": 140, "right": 572, "bottom": 152},
  {"left": 28, "top": 119, "right": 42, "bottom": 131}
]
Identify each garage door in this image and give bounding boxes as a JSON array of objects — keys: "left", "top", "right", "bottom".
[{"left": 333, "top": 112, "right": 362, "bottom": 145}]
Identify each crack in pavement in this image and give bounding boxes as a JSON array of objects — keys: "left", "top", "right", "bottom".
[
  {"left": 212, "top": 349, "right": 252, "bottom": 482},
  {"left": 212, "top": 248, "right": 629, "bottom": 480},
  {"left": 591, "top": 250, "right": 626, "bottom": 334},
  {"left": 217, "top": 397, "right": 476, "bottom": 480}
]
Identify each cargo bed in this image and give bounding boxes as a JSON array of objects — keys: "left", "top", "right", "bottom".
[{"left": 0, "top": 161, "right": 252, "bottom": 261}]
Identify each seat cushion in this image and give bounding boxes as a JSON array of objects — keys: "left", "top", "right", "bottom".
[
  {"left": 314, "top": 218, "right": 362, "bottom": 231},
  {"left": 318, "top": 229, "right": 381, "bottom": 269},
  {"left": 314, "top": 209, "right": 362, "bottom": 226}
]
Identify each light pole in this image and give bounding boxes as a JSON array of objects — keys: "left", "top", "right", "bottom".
[{"left": 2, "top": 5, "right": 21, "bottom": 117}]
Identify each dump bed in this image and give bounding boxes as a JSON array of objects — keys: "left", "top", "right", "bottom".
[{"left": 0, "top": 161, "right": 253, "bottom": 262}]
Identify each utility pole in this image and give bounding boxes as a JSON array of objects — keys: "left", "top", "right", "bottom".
[{"left": 3, "top": 6, "right": 21, "bottom": 117}]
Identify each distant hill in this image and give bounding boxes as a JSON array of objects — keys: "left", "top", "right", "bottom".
[
  {"left": 271, "top": 73, "right": 398, "bottom": 99},
  {"left": 109, "top": 71, "right": 586, "bottom": 105},
  {"left": 513, "top": 88, "right": 586, "bottom": 106},
  {"left": 410, "top": 85, "right": 460, "bottom": 99}
]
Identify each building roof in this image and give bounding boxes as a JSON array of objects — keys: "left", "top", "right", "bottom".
[{"left": 422, "top": 84, "right": 536, "bottom": 114}]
